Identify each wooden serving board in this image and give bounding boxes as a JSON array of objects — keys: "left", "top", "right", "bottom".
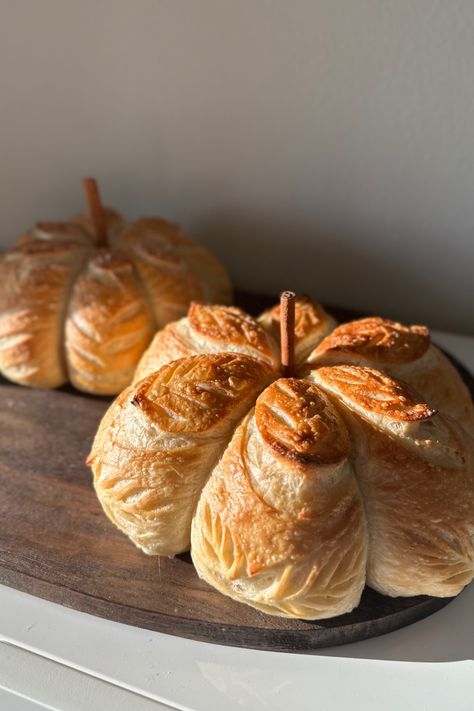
[{"left": 0, "top": 292, "right": 471, "bottom": 653}]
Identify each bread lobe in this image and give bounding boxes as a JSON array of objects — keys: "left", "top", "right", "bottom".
[
  {"left": 134, "top": 303, "right": 279, "bottom": 383},
  {"left": 0, "top": 239, "right": 90, "bottom": 387},
  {"left": 191, "top": 378, "right": 367, "bottom": 619},
  {"left": 312, "top": 364, "right": 474, "bottom": 597},
  {"left": 88, "top": 353, "right": 274, "bottom": 555},
  {"left": 65, "top": 250, "right": 155, "bottom": 395}
]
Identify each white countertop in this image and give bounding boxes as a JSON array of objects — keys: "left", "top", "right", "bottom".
[{"left": 1, "top": 329, "right": 473, "bottom": 711}]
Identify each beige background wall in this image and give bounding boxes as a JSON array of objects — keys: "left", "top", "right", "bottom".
[{"left": 0, "top": 1, "right": 473, "bottom": 333}]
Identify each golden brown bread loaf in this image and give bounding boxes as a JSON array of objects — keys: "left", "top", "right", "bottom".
[
  {"left": 87, "top": 353, "right": 274, "bottom": 555},
  {"left": 0, "top": 209, "right": 231, "bottom": 394},
  {"left": 134, "top": 302, "right": 279, "bottom": 383},
  {"left": 308, "top": 317, "right": 474, "bottom": 433},
  {"left": 89, "top": 300, "right": 474, "bottom": 618}
]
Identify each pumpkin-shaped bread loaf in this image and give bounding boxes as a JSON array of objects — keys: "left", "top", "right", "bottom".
[
  {"left": 88, "top": 294, "right": 474, "bottom": 619},
  {"left": 0, "top": 179, "right": 231, "bottom": 394}
]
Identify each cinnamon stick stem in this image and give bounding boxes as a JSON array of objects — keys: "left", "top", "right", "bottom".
[
  {"left": 280, "top": 290, "right": 296, "bottom": 377},
  {"left": 82, "top": 177, "right": 107, "bottom": 246}
]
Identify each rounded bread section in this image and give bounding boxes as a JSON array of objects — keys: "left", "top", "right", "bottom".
[
  {"left": 309, "top": 317, "right": 430, "bottom": 367},
  {"left": 134, "top": 303, "right": 279, "bottom": 383},
  {"left": 307, "top": 317, "right": 474, "bottom": 431},
  {"left": 191, "top": 377, "right": 367, "bottom": 619},
  {"left": 312, "top": 364, "right": 474, "bottom": 597},
  {"left": 65, "top": 249, "right": 155, "bottom": 395},
  {"left": 119, "top": 218, "right": 231, "bottom": 328},
  {"left": 87, "top": 353, "right": 275, "bottom": 556},
  {"left": 0, "top": 239, "right": 90, "bottom": 387}
]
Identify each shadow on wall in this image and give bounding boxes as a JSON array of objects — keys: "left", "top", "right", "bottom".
[{"left": 194, "top": 209, "right": 472, "bottom": 335}]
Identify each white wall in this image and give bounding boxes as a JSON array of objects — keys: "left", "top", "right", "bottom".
[{"left": 0, "top": 1, "right": 473, "bottom": 333}]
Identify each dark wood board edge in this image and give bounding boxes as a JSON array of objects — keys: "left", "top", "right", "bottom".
[{"left": 0, "top": 563, "right": 454, "bottom": 653}]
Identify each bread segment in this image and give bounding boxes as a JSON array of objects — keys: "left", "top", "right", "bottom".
[
  {"left": 191, "top": 378, "right": 367, "bottom": 619},
  {"left": 119, "top": 218, "right": 231, "bottom": 328},
  {"left": 88, "top": 353, "right": 274, "bottom": 555},
  {"left": 134, "top": 303, "right": 279, "bottom": 383},
  {"left": 65, "top": 250, "right": 155, "bottom": 394},
  {"left": 311, "top": 365, "right": 474, "bottom": 597},
  {"left": 309, "top": 317, "right": 474, "bottom": 432},
  {"left": 0, "top": 240, "right": 89, "bottom": 387}
]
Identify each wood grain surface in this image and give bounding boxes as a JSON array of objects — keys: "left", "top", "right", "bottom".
[{"left": 0, "top": 292, "right": 470, "bottom": 653}]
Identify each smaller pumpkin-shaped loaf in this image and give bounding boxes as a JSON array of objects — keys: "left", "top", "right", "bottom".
[
  {"left": 88, "top": 293, "right": 474, "bottom": 619},
  {"left": 0, "top": 179, "right": 231, "bottom": 394}
]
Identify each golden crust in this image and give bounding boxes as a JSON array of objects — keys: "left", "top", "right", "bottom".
[
  {"left": 88, "top": 353, "right": 274, "bottom": 555},
  {"left": 312, "top": 364, "right": 474, "bottom": 597},
  {"left": 310, "top": 317, "right": 430, "bottom": 366},
  {"left": 119, "top": 219, "right": 232, "bottom": 328},
  {"left": 191, "top": 382, "right": 367, "bottom": 619},
  {"left": 64, "top": 250, "right": 155, "bottom": 395},
  {"left": 255, "top": 378, "right": 350, "bottom": 465},
  {"left": 0, "top": 240, "right": 89, "bottom": 387},
  {"left": 344, "top": 410, "right": 474, "bottom": 597},
  {"left": 188, "top": 303, "right": 276, "bottom": 363},
  {"left": 17, "top": 222, "right": 94, "bottom": 248},
  {"left": 311, "top": 365, "right": 436, "bottom": 422},
  {"left": 394, "top": 346, "right": 474, "bottom": 434},
  {"left": 258, "top": 295, "right": 336, "bottom": 366},
  {"left": 131, "top": 353, "right": 275, "bottom": 433},
  {"left": 134, "top": 303, "right": 279, "bottom": 383},
  {"left": 307, "top": 317, "right": 474, "bottom": 432}
]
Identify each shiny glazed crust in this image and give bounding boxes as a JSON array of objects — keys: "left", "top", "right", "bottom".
[
  {"left": 311, "top": 365, "right": 474, "bottom": 597},
  {"left": 87, "top": 353, "right": 274, "bottom": 555},
  {"left": 191, "top": 378, "right": 368, "bottom": 619},
  {"left": 0, "top": 212, "right": 232, "bottom": 393},
  {"left": 134, "top": 303, "right": 279, "bottom": 383}
]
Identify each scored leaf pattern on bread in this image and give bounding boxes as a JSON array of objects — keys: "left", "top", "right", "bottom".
[
  {"left": 134, "top": 303, "right": 279, "bottom": 383},
  {"left": 88, "top": 353, "right": 274, "bottom": 555},
  {"left": 310, "top": 317, "right": 430, "bottom": 365},
  {"left": 191, "top": 404, "right": 367, "bottom": 618}
]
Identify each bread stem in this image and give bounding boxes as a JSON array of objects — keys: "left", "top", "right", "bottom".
[
  {"left": 82, "top": 177, "right": 107, "bottom": 247},
  {"left": 280, "top": 290, "right": 296, "bottom": 377}
]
